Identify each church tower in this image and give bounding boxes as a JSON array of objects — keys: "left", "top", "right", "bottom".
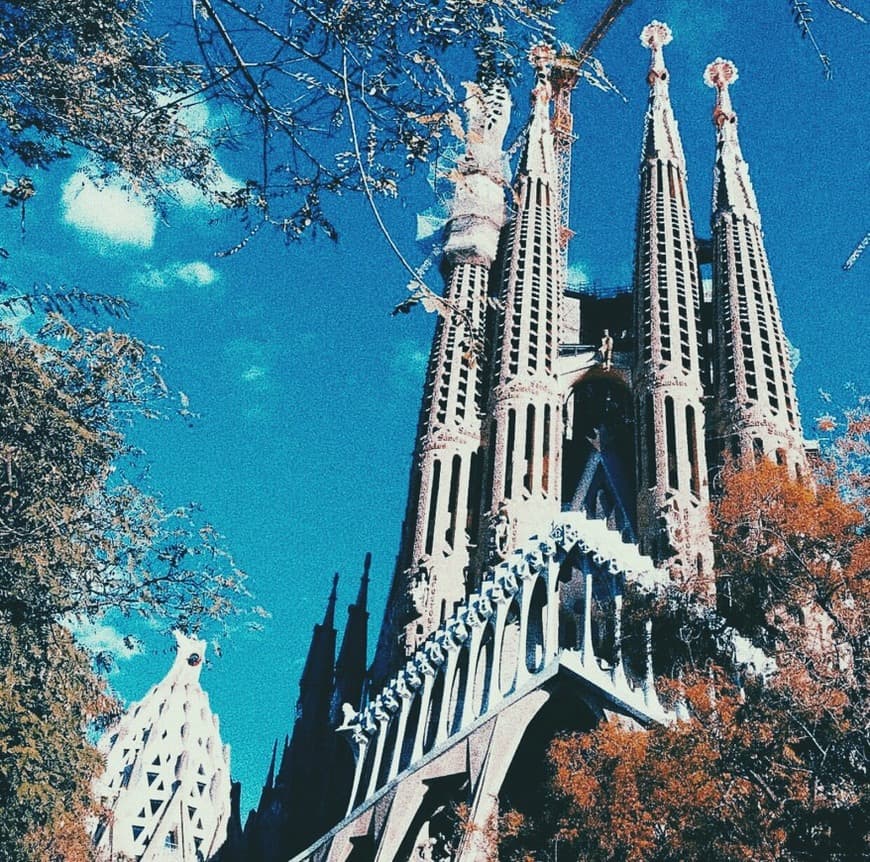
[
  {"left": 479, "top": 45, "right": 564, "bottom": 561},
  {"left": 705, "top": 59, "right": 806, "bottom": 477},
  {"left": 93, "top": 632, "right": 230, "bottom": 861},
  {"left": 632, "top": 22, "right": 714, "bottom": 584},
  {"left": 372, "top": 81, "right": 511, "bottom": 679}
]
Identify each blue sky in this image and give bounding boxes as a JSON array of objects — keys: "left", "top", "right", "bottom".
[{"left": 2, "top": 0, "right": 867, "bottom": 819}]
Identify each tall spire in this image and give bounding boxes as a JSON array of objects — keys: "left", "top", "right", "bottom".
[
  {"left": 477, "top": 44, "right": 564, "bottom": 567},
  {"left": 706, "top": 59, "right": 759, "bottom": 219},
  {"left": 705, "top": 59, "right": 805, "bottom": 476},
  {"left": 632, "top": 22, "right": 714, "bottom": 588},
  {"left": 639, "top": 22, "right": 685, "bottom": 167},
  {"left": 331, "top": 553, "right": 371, "bottom": 723},
  {"left": 299, "top": 574, "right": 338, "bottom": 698},
  {"left": 372, "top": 79, "right": 511, "bottom": 682}
]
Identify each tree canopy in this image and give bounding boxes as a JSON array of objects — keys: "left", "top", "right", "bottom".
[{"left": 0, "top": 312, "right": 251, "bottom": 860}]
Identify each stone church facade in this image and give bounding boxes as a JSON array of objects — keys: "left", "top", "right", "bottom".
[{"left": 218, "top": 21, "right": 808, "bottom": 862}]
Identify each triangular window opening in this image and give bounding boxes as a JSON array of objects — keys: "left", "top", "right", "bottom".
[
  {"left": 147, "top": 772, "right": 158, "bottom": 786},
  {"left": 150, "top": 798, "right": 162, "bottom": 814},
  {"left": 132, "top": 825, "right": 144, "bottom": 841},
  {"left": 197, "top": 781, "right": 206, "bottom": 796}
]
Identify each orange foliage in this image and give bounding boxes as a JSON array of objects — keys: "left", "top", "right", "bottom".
[{"left": 501, "top": 426, "right": 868, "bottom": 861}]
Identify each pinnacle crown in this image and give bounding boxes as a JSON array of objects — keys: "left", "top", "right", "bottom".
[
  {"left": 640, "top": 21, "right": 673, "bottom": 50},
  {"left": 704, "top": 58, "right": 739, "bottom": 90}
]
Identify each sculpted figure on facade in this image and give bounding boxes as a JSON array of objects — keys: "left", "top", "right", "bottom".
[
  {"left": 488, "top": 502, "right": 513, "bottom": 564},
  {"left": 599, "top": 329, "right": 614, "bottom": 370}
]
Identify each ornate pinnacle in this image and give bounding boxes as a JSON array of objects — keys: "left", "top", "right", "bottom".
[
  {"left": 704, "top": 58, "right": 739, "bottom": 127},
  {"left": 527, "top": 42, "right": 554, "bottom": 126},
  {"left": 640, "top": 21, "right": 673, "bottom": 86},
  {"left": 528, "top": 42, "right": 556, "bottom": 75},
  {"left": 640, "top": 20, "right": 673, "bottom": 51}
]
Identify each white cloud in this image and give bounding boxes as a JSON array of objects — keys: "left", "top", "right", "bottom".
[
  {"left": 175, "top": 261, "right": 217, "bottom": 287},
  {"left": 68, "top": 618, "right": 142, "bottom": 665},
  {"left": 135, "top": 260, "right": 220, "bottom": 293},
  {"left": 171, "top": 164, "right": 243, "bottom": 209},
  {"left": 61, "top": 172, "right": 155, "bottom": 248}
]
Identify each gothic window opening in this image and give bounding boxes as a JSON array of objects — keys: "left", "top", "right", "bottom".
[
  {"left": 504, "top": 410, "right": 516, "bottom": 500},
  {"left": 686, "top": 405, "right": 700, "bottom": 497},
  {"left": 445, "top": 455, "right": 461, "bottom": 550},
  {"left": 425, "top": 460, "right": 441, "bottom": 556},
  {"left": 542, "top": 405, "right": 551, "bottom": 493},
  {"left": 665, "top": 396, "right": 678, "bottom": 489},
  {"left": 523, "top": 405, "right": 536, "bottom": 494},
  {"left": 465, "top": 450, "right": 481, "bottom": 540},
  {"left": 753, "top": 437, "right": 764, "bottom": 463}
]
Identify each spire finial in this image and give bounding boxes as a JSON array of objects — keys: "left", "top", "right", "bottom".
[
  {"left": 640, "top": 21, "right": 673, "bottom": 85},
  {"left": 704, "top": 58, "right": 739, "bottom": 127},
  {"left": 323, "top": 573, "right": 339, "bottom": 628},
  {"left": 356, "top": 553, "right": 371, "bottom": 608},
  {"left": 528, "top": 42, "right": 555, "bottom": 114}
]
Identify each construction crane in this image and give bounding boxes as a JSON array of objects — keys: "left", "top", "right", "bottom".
[
  {"left": 550, "top": 0, "right": 635, "bottom": 273},
  {"left": 842, "top": 229, "right": 869, "bottom": 271}
]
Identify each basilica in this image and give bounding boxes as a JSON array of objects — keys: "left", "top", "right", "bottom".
[{"left": 97, "top": 19, "right": 811, "bottom": 862}]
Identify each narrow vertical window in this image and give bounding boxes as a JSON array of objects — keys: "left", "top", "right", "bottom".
[
  {"left": 665, "top": 396, "right": 678, "bottom": 489},
  {"left": 445, "top": 454, "right": 461, "bottom": 549},
  {"left": 753, "top": 437, "right": 764, "bottom": 464},
  {"left": 686, "top": 405, "right": 700, "bottom": 496},
  {"left": 524, "top": 405, "right": 536, "bottom": 493},
  {"left": 466, "top": 450, "right": 481, "bottom": 540},
  {"left": 505, "top": 410, "right": 516, "bottom": 500},
  {"left": 542, "top": 405, "right": 551, "bottom": 493},
  {"left": 425, "top": 460, "right": 441, "bottom": 555}
]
